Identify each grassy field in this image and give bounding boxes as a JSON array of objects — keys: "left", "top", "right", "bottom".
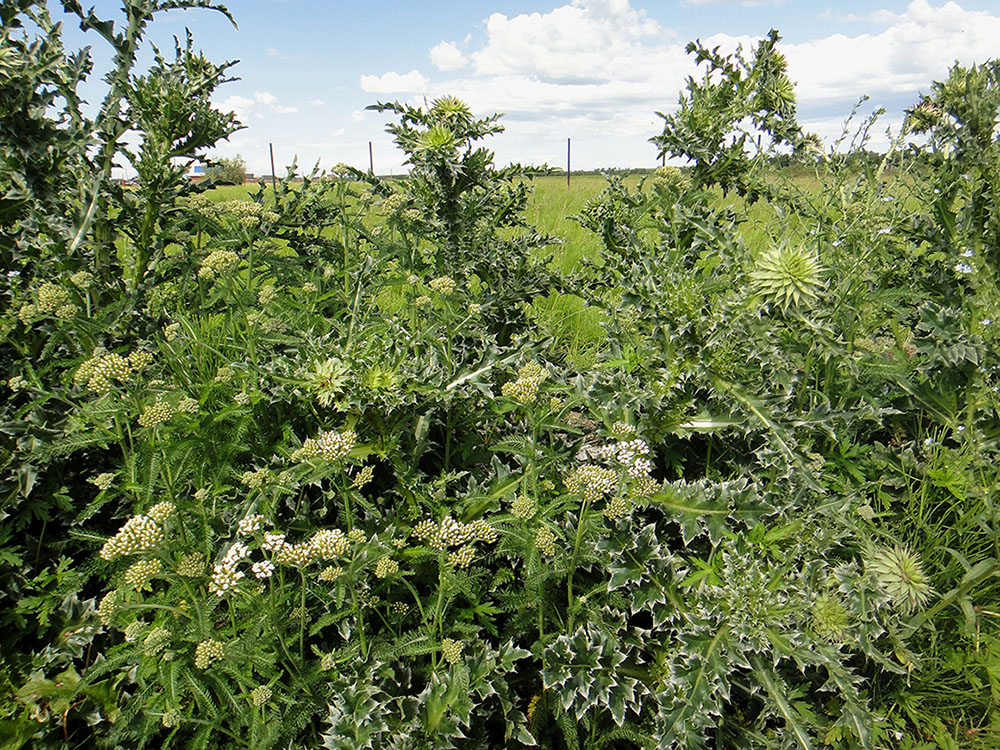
[{"left": 203, "top": 174, "right": 632, "bottom": 271}]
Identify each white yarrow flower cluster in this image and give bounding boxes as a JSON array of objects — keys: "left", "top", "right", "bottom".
[
  {"left": 100, "top": 515, "right": 164, "bottom": 560},
  {"left": 238, "top": 514, "right": 265, "bottom": 536},
  {"left": 293, "top": 429, "right": 356, "bottom": 462}
]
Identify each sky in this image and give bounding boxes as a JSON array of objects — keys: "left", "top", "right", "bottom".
[{"left": 51, "top": 0, "right": 1000, "bottom": 177}]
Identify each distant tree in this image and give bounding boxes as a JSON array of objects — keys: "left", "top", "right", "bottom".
[{"left": 206, "top": 154, "right": 245, "bottom": 184}]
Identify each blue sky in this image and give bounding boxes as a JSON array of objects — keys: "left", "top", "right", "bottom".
[{"left": 54, "top": 1, "right": 1000, "bottom": 176}]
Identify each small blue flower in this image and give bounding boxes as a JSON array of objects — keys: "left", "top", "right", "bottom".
[
  {"left": 954, "top": 262, "right": 974, "bottom": 274},
  {"left": 960, "top": 249, "right": 974, "bottom": 258},
  {"left": 832, "top": 240, "right": 842, "bottom": 247},
  {"left": 878, "top": 228, "right": 891, "bottom": 235},
  {"left": 982, "top": 318, "right": 993, "bottom": 325}
]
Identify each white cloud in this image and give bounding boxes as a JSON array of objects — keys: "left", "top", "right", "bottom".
[
  {"left": 786, "top": 0, "right": 1000, "bottom": 106},
  {"left": 348, "top": 0, "right": 1000, "bottom": 169},
  {"left": 308, "top": 98, "right": 325, "bottom": 106},
  {"left": 360, "top": 69, "right": 429, "bottom": 94},
  {"left": 273, "top": 105, "right": 299, "bottom": 114},
  {"left": 254, "top": 91, "right": 276, "bottom": 105},
  {"left": 430, "top": 41, "right": 466, "bottom": 71}
]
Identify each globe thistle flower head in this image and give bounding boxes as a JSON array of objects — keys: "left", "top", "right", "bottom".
[
  {"left": 811, "top": 592, "right": 849, "bottom": 641},
  {"left": 750, "top": 242, "right": 825, "bottom": 312},
  {"left": 866, "top": 544, "right": 933, "bottom": 614}
]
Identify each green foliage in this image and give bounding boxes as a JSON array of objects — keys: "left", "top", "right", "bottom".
[
  {"left": 207, "top": 155, "right": 247, "bottom": 186},
  {"left": 2, "top": 13, "right": 999, "bottom": 749}
]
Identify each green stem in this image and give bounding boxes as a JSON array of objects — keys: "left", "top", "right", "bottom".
[{"left": 566, "top": 494, "right": 592, "bottom": 631}]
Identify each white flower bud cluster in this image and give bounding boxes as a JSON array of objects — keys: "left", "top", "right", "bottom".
[
  {"left": 129, "top": 350, "right": 153, "bottom": 370},
  {"left": 70, "top": 271, "right": 93, "bottom": 289},
  {"left": 601, "top": 438, "right": 653, "bottom": 478},
  {"left": 511, "top": 495, "right": 536, "bottom": 520},
  {"left": 194, "top": 639, "right": 225, "bottom": 669},
  {"left": 318, "top": 566, "right": 343, "bottom": 582},
  {"left": 382, "top": 193, "right": 405, "bottom": 214},
  {"left": 309, "top": 529, "right": 349, "bottom": 559},
  {"left": 146, "top": 501, "right": 176, "bottom": 524},
  {"left": 275, "top": 541, "right": 315, "bottom": 567},
  {"left": 97, "top": 590, "right": 120, "bottom": 625},
  {"left": 629, "top": 475, "right": 659, "bottom": 498},
  {"left": 257, "top": 285, "right": 278, "bottom": 306},
  {"left": 441, "top": 638, "right": 463, "bottom": 665},
  {"left": 448, "top": 545, "right": 475, "bottom": 569},
  {"left": 251, "top": 560, "right": 275, "bottom": 579},
  {"left": 238, "top": 514, "right": 265, "bottom": 536},
  {"left": 89, "top": 473, "right": 115, "bottom": 491},
  {"left": 210, "top": 542, "right": 251, "bottom": 595},
  {"left": 124, "top": 559, "right": 162, "bottom": 589},
  {"left": 352, "top": 465, "right": 374, "bottom": 489},
  {"left": 234, "top": 392, "right": 251, "bottom": 406},
  {"left": 164, "top": 322, "right": 181, "bottom": 341},
  {"left": 124, "top": 620, "right": 146, "bottom": 642},
  {"left": 302, "top": 282, "right": 318, "bottom": 294},
  {"left": 261, "top": 532, "right": 286, "bottom": 551},
  {"left": 214, "top": 366, "right": 235, "bottom": 383},
  {"left": 74, "top": 350, "right": 133, "bottom": 394},
  {"left": 414, "top": 295, "right": 431, "bottom": 307},
  {"left": 565, "top": 464, "right": 618, "bottom": 505},
  {"left": 138, "top": 400, "right": 173, "bottom": 428},
  {"left": 250, "top": 685, "right": 272, "bottom": 707},
  {"left": 210, "top": 557, "right": 245, "bottom": 595},
  {"left": 221, "top": 200, "right": 277, "bottom": 227},
  {"left": 7, "top": 375, "right": 28, "bottom": 391},
  {"left": 177, "top": 396, "right": 199, "bottom": 413},
  {"left": 469, "top": 519, "right": 498, "bottom": 544},
  {"left": 198, "top": 249, "right": 240, "bottom": 280},
  {"left": 241, "top": 468, "right": 273, "bottom": 489},
  {"left": 374, "top": 557, "right": 399, "bottom": 578},
  {"left": 610, "top": 421, "right": 636, "bottom": 439},
  {"left": 36, "top": 283, "right": 70, "bottom": 313},
  {"left": 101, "top": 515, "right": 164, "bottom": 560},
  {"left": 412, "top": 516, "right": 477, "bottom": 550},
  {"left": 176, "top": 552, "right": 205, "bottom": 577},
  {"left": 428, "top": 276, "right": 457, "bottom": 295},
  {"left": 347, "top": 528, "right": 367, "bottom": 544},
  {"left": 603, "top": 496, "right": 632, "bottom": 520},
  {"left": 501, "top": 361, "right": 549, "bottom": 405},
  {"left": 535, "top": 527, "right": 556, "bottom": 557},
  {"left": 294, "top": 429, "right": 356, "bottom": 462}
]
